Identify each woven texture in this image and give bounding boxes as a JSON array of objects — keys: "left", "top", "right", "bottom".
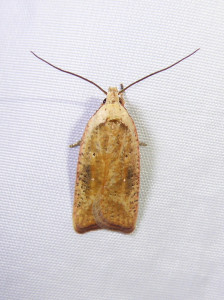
[{"left": 1, "top": 1, "right": 224, "bottom": 299}]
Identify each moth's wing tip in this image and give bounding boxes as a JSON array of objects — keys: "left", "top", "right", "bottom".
[
  {"left": 74, "top": 223, "right": 101, "bottom": 234},
  {"left": 93, "top": 203, "right": 137, "bottom": 234},
  {"left": 95, "top": 217, "right": 136, "bottom": 233},
  {"left": 73, "top": 215, "right": 136, "bottom": 234},
  {"left": 112, "top": 224, "right": 136, "bottom": 234},
  {"left": 122, "top": 226, "right": 135, "bottom": 234}
]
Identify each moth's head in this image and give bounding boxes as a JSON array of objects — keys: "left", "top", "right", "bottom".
[{"left": 103, "top": 87, "right": 125, "bottom": 106}]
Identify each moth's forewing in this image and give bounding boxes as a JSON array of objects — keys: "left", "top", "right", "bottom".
[{"left": 73, "top": 101, "right": 140, "bottom": 233}]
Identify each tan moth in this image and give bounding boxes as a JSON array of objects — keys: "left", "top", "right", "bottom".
[{"left": 31, "top": 49, "right": 199, "bottom": 233}]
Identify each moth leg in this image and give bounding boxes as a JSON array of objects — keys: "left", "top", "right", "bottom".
[
  {"left": 69, "top": 140, "right": 81, "bottom": 148},
  {"left": 139, "top": 142, "right": 147, "bottom": 146}
]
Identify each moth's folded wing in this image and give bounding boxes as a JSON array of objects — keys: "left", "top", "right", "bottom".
[
  {"left": 73, "top": 111, "right": 104, "bottom": 233},
  {"left": 92, "top": 118, "right": 140, "bottom": 233}
]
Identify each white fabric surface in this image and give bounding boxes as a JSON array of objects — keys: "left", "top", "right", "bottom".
[{"left": 1, "top": 1, "right": 224, "bottom": 299}]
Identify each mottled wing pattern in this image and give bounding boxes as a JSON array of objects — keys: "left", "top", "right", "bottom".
[{"left": 73, "top": 105, "right": 140, "bottom": 233}]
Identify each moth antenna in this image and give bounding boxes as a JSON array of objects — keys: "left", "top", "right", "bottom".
[
  {"left": 119, "top": 48, "right": 200, "bottom": 94},
  {"left": 31, "top": 51, "right": 107, "bottom": 95}
]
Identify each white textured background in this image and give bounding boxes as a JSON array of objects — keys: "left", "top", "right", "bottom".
[{"left": 1, "top": 1, "right": 224, "bottom": 299}]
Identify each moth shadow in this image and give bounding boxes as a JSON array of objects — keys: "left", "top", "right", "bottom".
[
  {"left": 126, "top": 100, "right": 155, "bottom": 234},
  {"left": 67, "top": 97, "right": 100, "bottom": 208}
]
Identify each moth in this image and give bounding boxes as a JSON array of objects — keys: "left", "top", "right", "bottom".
[{"left": 31, "top": 49, "right": 199, "bottom": 233}]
